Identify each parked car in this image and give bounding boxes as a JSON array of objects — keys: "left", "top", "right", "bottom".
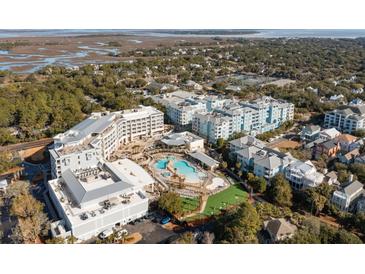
[
  {"left": 160, "top": 216, "right": 171, "bottom": 225},
  {"left": 99, "top": 228, "right": 113, "bottom": 239},
  {"left": 115, "top": 229, "right": 128, "bottom": 240}
]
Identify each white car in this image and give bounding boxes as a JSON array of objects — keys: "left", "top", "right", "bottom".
[
  {"left": 115, "top": 229, "right": 128, "bottom": 240},
  {"left": 99, "top": 228, "right": 114, "bottom": 239}
]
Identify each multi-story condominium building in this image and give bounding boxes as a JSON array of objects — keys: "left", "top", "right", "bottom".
[
  {"left": 206, "top": 96, "right": 229, "bottom": 112},
  {"left": 48, "top": 158, "right": 155, "bottom": 240},
  {"left": 214, "top": 103, "right": 254, "bottom": 134},
  {"left": 239, "top": 96, "right": 295, "bottom": 135},
  {"left": 50, "top": 106, "right": 164, "bottom": 178},
  {"left": 192, "top": 112, "right": 231, "bottom": 143},
  {"left": 331, "top": 179, "right": 364, "bottom": 211},
  {"left": 284, "top": 160, "right": 324, "bottom": 190},
  {"left": 324, "top": 105, "right": 365, "bottom": 133},
  {"left": 154, "top": 90, "right": 294, "bottom": 142},
  {"left": 167, "top": 100, "right": 206, "bottom": 126},
  {"left": 196, "top": 96, "right": 294, "bottom": 143},
  {"left": 152, "top": 90, "right": 206, "bottom": 127}
]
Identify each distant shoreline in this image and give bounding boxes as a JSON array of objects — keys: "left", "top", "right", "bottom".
[
  {"left": 1, "top": 29, "right": 365, "bottom": 39},
  {"left": 149, "top": 30, "right": 260, "bottom": 35}
]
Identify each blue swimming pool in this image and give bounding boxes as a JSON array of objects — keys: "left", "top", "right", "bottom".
[{"left": 154, "top": 157, "right": 203, "bottom": 181}]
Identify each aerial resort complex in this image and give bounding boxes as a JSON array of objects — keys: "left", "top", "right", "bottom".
[
  {"left": 42, "top": 90, "right": 298, "bottom": 241},
  {"left": 2, "top": 28, "right": 365, "bottom": 246},
  {"left": 46, "top": 103, "right": 233, "bottom": 241}
]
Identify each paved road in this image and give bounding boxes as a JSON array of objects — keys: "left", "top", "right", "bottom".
[{"left": 0, "top": 138, "right": 53, "bottom": 153}]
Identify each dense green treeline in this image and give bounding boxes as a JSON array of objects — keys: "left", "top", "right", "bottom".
[{"left": 0, "top": 38, "right": 364, "bottom": 145}]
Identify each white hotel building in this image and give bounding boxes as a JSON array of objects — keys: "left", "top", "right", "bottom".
[
  {"left": 48, "top": 159, "right": 155, "bottom": 240},
  {"left": 47, "top": 106, "right": 163, "bottom": 240},
  {"left": 50, "top": 106, "right": 164, "bottom": 178}
]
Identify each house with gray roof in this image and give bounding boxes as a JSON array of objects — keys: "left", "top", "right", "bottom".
[
  {"left": 338, "top": 148, "right": 360, "bottom": 164},
  {"left": 263, "top": 218, "right": 297, "bottom": 243},
  {"left": 236, "top": 145, "right": 263, "bottom": 171},
  {"left": 313, "top": 139, "right": 341, "bottom": 158},
  {"left": 324, "top": 171, "right": 338, "bottom": 186},
  {"left": 300, "top": 125, "right": 321, "bottom": 142},
  {"left": 355, "top": 153, "right": 365, "bottom": 164},
  {"left": 229, "top": 136, "right": 266, "bottom": 153},
  {"left": 284, "top": 160, "right": 324, "bottom": 190},
  {"left": 231, "top": 136, "right": 327, "bottom": 186},
  {"left": 331, "top": 178, "right": 364, "bottom": 211},
  {"left": 254, "top": 154, "right": 285, "bottom": 179},
  {"left": 319, "top": 128, "right": 341, "bottom": 141}
]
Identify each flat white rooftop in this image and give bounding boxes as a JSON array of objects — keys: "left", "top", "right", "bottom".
[
  {"left": 49, "top": 178, "right": 147, "bottom": 227},
  {"left": 105, "top": 158, "right": 155, "bottom": 188},
  {"left": 48, "top": 158, "right": 154, "bottom": 227},
  {"left": 51, "top": 158, "right": 154, "bottom": 206}
]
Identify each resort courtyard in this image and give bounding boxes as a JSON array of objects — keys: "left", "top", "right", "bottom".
[
  {"left": 110, "top": 130, "right": 240, "bottom": 220},
  {"left": 149, "top": 152, "right": 229, "bottom": 197}
]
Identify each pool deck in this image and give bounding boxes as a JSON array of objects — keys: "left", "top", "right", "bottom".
[
  {"left": 148, "top": 152, "right": 230, "bottom": 200},
  {"left": 154, "top": 156, "right": 202, "bottom": 184}
]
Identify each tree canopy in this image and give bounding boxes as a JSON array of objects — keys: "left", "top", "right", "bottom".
[
  {"left": 158, "top": 192, "right": 183, "bottom": 216},
  {"left": 268, "top": 174, "right": 293, "bottom": 208},
  {"left": 215, "top": 202, "right": 262, "bottom": 243}
]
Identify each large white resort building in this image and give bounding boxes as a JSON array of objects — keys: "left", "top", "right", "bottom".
[
  {"left": 47, "top": 105, "right": 164, "bottom": 240},
  {"left": 50, "top": 105, "right": 164, "bottom": 178},
  {"left": 48, "top": 159, "right": 154, "bottom": 240},
  {"left": 152, "top": 91, "right": 294, "bottom": 143}
]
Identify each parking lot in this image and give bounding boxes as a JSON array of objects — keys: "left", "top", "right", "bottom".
[
  {"left": 83, "top": 213, "right": 182, "bottom": 244},
  {"left": 125, "top": 215, "right": 181, "bottom": 244}
]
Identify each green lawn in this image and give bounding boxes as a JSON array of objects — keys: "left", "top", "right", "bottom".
[
  {"left": 181, "top": 197, "right": 200, "bottom": 213},
  {"left": 202, "top": 184, "right": 248, "bottom": 216},
  {"left": 181, "top": 184, "right": 248, "bottom": 222}
]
